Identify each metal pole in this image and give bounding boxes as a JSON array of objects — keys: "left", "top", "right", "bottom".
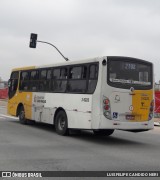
[{"left": 37, "top": 40, "right": 69, "bottom": 61}]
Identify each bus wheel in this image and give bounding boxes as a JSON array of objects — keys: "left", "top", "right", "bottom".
[
  {"left": 19, "top": 106, "right": 27, "bottom": 124},
  {"left": 93, "top": 129, "right": 114, "bottom": 136},
  {"left": 55, "top": 110, "right": 69, "bottom": 136}
]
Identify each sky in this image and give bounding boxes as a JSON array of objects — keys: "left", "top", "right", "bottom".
[{"left": 0, "top": 0, "right": 160, "bottom": 82}]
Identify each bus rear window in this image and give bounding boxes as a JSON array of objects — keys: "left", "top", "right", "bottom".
[{"left": 107, "top": 57, "right": 153, "bottom": 90}]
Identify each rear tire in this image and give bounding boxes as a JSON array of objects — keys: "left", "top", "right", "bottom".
[
  {"left": 19, "top": 106, "right": 27, "bottom": 124},
  {"left": 93, "top": 129, "right": 114, "bottom": 136},
  {"left": 55, "top": 110, "right": 69, "bottom": 136}
]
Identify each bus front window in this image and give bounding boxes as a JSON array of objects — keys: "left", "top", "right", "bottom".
[{"left": 8, "top": 71, "right": 19, "bottom": 99}]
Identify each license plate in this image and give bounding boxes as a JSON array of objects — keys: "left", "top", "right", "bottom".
[{"left": 126, "top": 115, "right": 135, "bottom": 120}]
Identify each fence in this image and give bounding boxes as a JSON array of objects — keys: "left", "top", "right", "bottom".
[
  {"left": 0, "top": 88, "right": 8, "bottom": 99},
  {"left": 154, "top": 91, "right": 160, "bottom": 118}
]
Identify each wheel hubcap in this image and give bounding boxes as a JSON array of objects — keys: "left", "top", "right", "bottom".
[
  {"left": 20, "top": 111, "right": 25, "bottom": 120},
  {"left": 58, "top": 117, "right": 65, "bottom": 130}
]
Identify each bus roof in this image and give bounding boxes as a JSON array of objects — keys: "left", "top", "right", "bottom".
[
  {"left": 11, "top": 56, "right": 152, "bottom": 71},
  {"left": 12, "top": 66, "right": 36, "bottom": 71},
  {"left": 11, "top": 56, "right": 101, "bottom": 71}
]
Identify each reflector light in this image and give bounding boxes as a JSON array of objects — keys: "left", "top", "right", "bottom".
[
  {"left": 151, "top": 100, "right": 154, "bottom": 107},
  {"left": 103, "top": 96, "right": 111, "bottom": 119},
  {"left": 150, "top": 107, "right": 153, "bottom": 112}
]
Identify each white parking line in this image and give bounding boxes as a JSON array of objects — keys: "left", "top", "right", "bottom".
[{"left": 0, "top": 114, "right": 18, "bottom": 119}]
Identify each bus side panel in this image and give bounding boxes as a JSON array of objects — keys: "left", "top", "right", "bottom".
[
  {"left": 21, "top": 92, "right": 33, "bottom": 120},
  {"left": 8, "top": 99, "right": 17, "bottom": 116},
  {"left": 8, "top": 89, "right": 20, "bottom": 116},
  {"left": 32, "top": 93, "right": 92, "bottom": 129},
  {"left": 8, "top": 91, "right": 33, "bottom": 119},
  {"left": 67, "top": 111, "right": 92, "bottom": 129}
]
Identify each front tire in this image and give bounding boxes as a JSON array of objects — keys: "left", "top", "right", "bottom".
[
  {"left": 19, "top": 106, "right": 27, "bottom": 124},
  {"left": 93, "top": 129, "right": 114, "bottom": 136},
  {"left": 55, "top": 110, "right": 69, "bottom": 136}
]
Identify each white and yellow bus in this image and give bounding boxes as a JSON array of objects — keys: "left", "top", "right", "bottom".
[{"left": 8, "top": 56, "right": 154, "bottom": 136}]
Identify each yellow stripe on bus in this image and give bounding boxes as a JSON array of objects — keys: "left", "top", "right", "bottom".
[
  {"left": 12, "top": 66, "right": 36, "bottom": 71},
  {"left": 8, "top": 92, "right": 33, "bottom": 119},
  {"left": 131, "top": 90, "right": 152, "bottom": 122}
]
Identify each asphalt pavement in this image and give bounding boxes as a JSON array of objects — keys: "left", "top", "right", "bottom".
[{"left": 0, "top": 100, "right": 160, "bottom": 179}]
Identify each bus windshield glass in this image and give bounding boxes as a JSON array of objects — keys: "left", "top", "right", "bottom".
[{"left": 107, "top": 57, "right": 152, "bottom": 89}]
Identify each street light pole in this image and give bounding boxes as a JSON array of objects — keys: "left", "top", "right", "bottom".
[
  {"left": 37, "top": 40, "right": 69, "bottom": 61},
  {"left": 29, "top": 33, "right": 69, "bottom": 61}
]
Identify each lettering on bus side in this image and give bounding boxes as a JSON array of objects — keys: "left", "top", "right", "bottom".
[
  {"left": 34, "top": 95, "right": 46, "bottom": 103},
  {"left": 81, "top": 98, "right": 89, "bottom": 102}
]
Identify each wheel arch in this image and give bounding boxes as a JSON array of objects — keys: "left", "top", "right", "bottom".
[
  {"left": 16, "top": 103, "right": 24, "bottom": 117},
  {"left": 53, "top": 107, "right": 67, "bottom": 125}
]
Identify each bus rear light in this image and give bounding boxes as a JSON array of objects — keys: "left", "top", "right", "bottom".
[
  {"left": 104, "top": 105, "right": 110, "bottom": 110},
  {"left": 148, "top": 113, "right": 153, "bottom": 120},
  {"left": 148, "top": 100, "right": 154, "bottom": 120},
  {"left": 150, "top": 107, "right": 153, "bottom": 112},
  {"left": 151, "top": 100, "right": 154, "bottom": 107},
  {"left": 150, "top": 100, "right": 154, "bottom": 112},
  {"left": 103, "top": 97, "right": 111, "bottom": 119},
  {"left": 103, "top": 99, "right": 109, "bottom": 104}
]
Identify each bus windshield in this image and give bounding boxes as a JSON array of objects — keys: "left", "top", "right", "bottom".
[{"left": 107, "top": 57, "right": 153, "bottom": 90}]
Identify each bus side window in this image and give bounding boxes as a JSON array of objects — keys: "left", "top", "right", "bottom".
[
  {"left": 39, "top": 69, "right": 47, "bottom": 91},
  {"left": 30, "top": 70, "right": 39, "bottom": 91},
  {"left": 39, "top": 69, "right": 52, "bottom": 92},
  {"left": 19, "top": 71, "right": 30, "bottom": 91},
  {"left": 60, "top": 68, "right": 67, "bottom": 79},
  {"left": 87, "top": 64, "right": 98, "bottom": 94},
  {"left": 52, "top": 68, "right": 60, "bottom": 91},
  {"left": 52, "top": 68, "right": 67, "bottom": 92},
  {"left": 68, "top": 66, "right": 87, "bottom": 93},
  {"left": 53, "top": 69, "right": 60, "bottom": 79},
  {"left": 46, "top": 69, "right": 52, "bottom": 91}
]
